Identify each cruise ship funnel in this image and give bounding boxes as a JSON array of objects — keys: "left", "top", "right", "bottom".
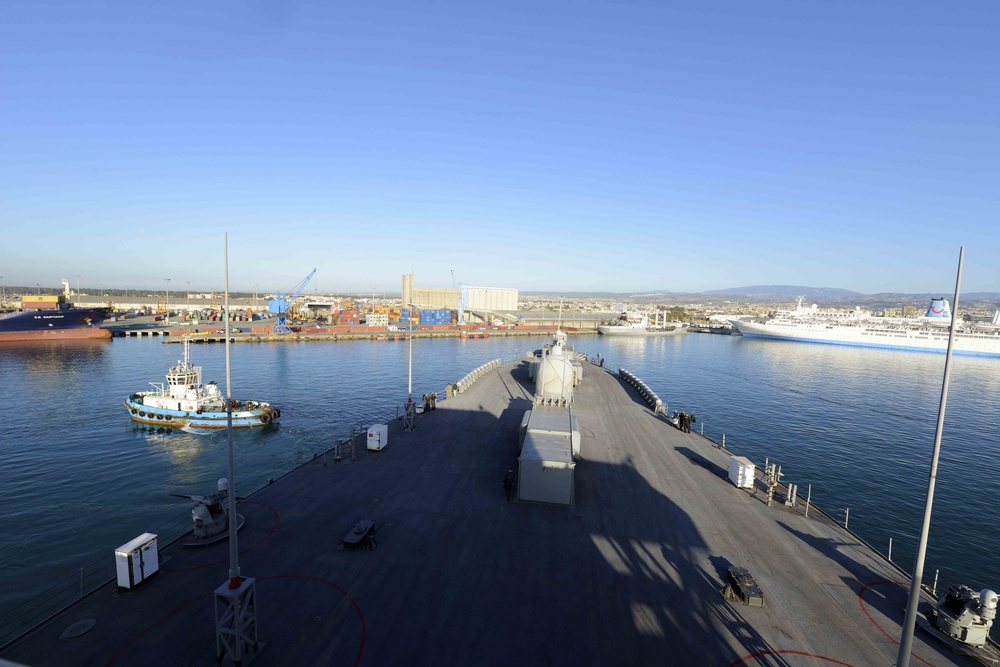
[{"left": 926, "top": 298, "right": 951, "bottom": 319}]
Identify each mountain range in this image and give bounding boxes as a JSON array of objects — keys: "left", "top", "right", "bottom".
[{"left": 522, "top": 286, "right": 1000, "bottom": 305}]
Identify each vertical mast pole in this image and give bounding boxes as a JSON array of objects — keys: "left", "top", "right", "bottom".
[
  {"left": 896, "top": 246, "right": 964, "bottom": 666},
  {"left": 224, "top": 232, "right": 240, "bottom": 589}
]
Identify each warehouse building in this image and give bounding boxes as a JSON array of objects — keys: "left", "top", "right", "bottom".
[{"left": 400, "top": 274, "right": 518, "bottom": 323}]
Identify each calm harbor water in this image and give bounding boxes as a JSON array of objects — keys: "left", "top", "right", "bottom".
[{"left": 1, "top": 331, "right": 998, "bottom": 642}]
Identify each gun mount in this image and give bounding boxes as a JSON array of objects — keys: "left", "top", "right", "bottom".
[
  {"left": 934, "top": 584, "right": 998, "bottom": 648},
  {"left": 171, "top": 478, "right": 245, "bottom": 545}
]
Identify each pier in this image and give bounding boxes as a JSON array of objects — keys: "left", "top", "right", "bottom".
[{"left": 0, "top": 358, "right": 985, "bottom": 665}]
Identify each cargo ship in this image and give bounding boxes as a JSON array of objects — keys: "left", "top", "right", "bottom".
[
  {"left": 0, "top": 289, "right": 111, "bottom": 342},
  {"left": 0, "top": 308, "right": 112, "bottom": 342},
  {"left": 730, "top": 297, "right": 1000, "bottom": 356},
  {"left": 0, "top": 281, "right": 112, "bottom": 342},
  {"left": 598, "top": 310, "right": 686, "bottom": 336}
]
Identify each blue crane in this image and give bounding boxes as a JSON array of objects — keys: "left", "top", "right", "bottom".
[{"left": 269, "top": 268, "right": 316, "bottom": 334}]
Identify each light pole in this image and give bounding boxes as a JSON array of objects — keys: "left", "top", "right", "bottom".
[
  {"left": 164, "top": 278, "right": 171, "bottom": 324},
  {"left": 76, "top": 275, "right": 80, "bottom": 299},
  {"left": 408, "top": 303, "right": 415, "bottom": 397},
  {"left": 36, "top": 283, "right": 41, "bottom": 296},
  {"left": 186, "top": 281, "right": 191, "bottom": 322},
  {"left": 403, "top": 303, "right": 416, "bottom": 432}
]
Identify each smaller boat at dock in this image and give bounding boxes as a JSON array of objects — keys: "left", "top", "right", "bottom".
[
  {"left": 598, "top": 310, "right": 687, "bottom": 336},
  {"left": 124, "top": 336, "right": 280, "bottom": 428}
]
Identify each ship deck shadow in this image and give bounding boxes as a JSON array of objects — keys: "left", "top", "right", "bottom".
[{"left": 1, "top": 359, "right": 981, "bottom": 666}]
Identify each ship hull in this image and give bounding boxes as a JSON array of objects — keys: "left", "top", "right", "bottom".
[
  {"left": 597, "top": 326, "right": 647, "bottom": 336},
  {"left": 731, "top": 320, "right": 1000, "bottom": 357},
  {"left": 0, "top": 327, "right": 112, "bottom": 342},
  {"left": 124, "top": 396, "right": 279, "bottom": 429},
  {"left": 0, "top": 308, "right": 111, "bottom": 342},
  {"left": 598, "top": 326, "right": 686, "bottom": 336}
]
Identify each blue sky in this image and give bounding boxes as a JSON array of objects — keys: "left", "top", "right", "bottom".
[{"left": 2, "top": 0, "right": 998, "bottom": 295}]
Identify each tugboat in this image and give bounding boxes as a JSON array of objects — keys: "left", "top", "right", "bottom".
[{"left": 124, "top": 336, "right": 280, "bottom": 428}]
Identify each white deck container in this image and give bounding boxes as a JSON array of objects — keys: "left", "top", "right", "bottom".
[
  {"left": 728, "top": 456, "right": 756, "bottom": 489},
  {"left": 523, "top": 407, "right": 581, "bottom": 460},
  {"left": 517, "top": 432, "right": 575, "bottom": 505},
  {"left": 115, "top": 533, "right": 159, "bottom": 590},
  {"left": 367, "top": 424, "right": 389, "bottom": 451}
]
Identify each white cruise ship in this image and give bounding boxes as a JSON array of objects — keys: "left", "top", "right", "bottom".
[{"left": 730, "top": 298, "right": 1000, "bottom": 357}]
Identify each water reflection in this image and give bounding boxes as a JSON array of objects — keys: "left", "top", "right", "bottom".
[{"left": 0, "top": 339, "right": 110, "bottom": 379}]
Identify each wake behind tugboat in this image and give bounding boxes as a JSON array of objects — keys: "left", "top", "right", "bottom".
[{"left": 124, "top": 336, "right": 279, "bottom": 428}]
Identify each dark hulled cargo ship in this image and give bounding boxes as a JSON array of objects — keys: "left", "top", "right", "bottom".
[{"left": 0, "top": 306, "right": 111, "bottom": 342}]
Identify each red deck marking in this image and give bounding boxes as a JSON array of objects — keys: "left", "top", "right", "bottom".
[
  {"left": 160, "top": 501, "right": 280, "bottom": 572},
  {"left": 857, "top": 580, "right": 934, "bottom": 667},
  {"left": 107, "top": 574, "right": 365, "bottom": 666},
  {"left": 727, "top": 649, "right": 854, "bottom": 666}
]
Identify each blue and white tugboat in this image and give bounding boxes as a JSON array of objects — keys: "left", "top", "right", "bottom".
[{"left": 124, "top": 336, "right": 280, "bottom": 428}]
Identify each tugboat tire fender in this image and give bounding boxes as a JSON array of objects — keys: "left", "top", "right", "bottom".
[{"left": 261, "top": 413, "right": 271, "bottom": 424}]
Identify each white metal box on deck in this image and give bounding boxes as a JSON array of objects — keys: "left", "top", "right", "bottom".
[
  {"left": 517, "top": 432, "right": 575, "bottom": 505},
  {"left": 523, "top": 407, "right": 581, "bottom": 460},
  {"left": 367, "top": 424, "right": 389, "bottom": 451},
  {"left": 518, "top": 410, "right": 532, "bottom": 448},
  {"left": 728, "top": 456, "right": 755, "bottom": 489},
  {"left": 115, "top": 533, "right": 159, "bottom": 590}
]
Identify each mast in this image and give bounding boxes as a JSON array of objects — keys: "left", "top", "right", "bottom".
[{"left": 895, "top": 246, "right": 964, "bottom": 666}]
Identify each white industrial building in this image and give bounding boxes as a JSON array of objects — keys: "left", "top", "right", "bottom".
[
  {"left": 401, "top": 273, "right": 518, "bottom": 322},
  {"left": 462, "top": 285, "right": 518, "bottom": 312}
]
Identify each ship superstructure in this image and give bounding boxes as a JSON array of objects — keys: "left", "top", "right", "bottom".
[{"left": 730, "top": 298, "right": 1000, "bottom": 356}]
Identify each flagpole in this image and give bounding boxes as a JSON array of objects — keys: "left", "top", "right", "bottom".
[{"left": 896, "top": 246, "right": 964, "bottom": 666}]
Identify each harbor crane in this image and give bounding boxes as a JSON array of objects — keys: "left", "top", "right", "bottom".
[{"left": 270, "top": 268, "right": 316, "bottom": 334}]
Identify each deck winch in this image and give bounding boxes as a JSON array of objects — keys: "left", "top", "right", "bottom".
[{"left": 933, "top": 584, "right": 998, "bottom": 647}]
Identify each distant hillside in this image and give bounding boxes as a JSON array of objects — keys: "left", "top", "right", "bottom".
[
  {"left": 701, "top": 285, "right": 864, "bottom": 300},
  {"left": 517, "top": 287, "right": 1000, "bottom": 306}
]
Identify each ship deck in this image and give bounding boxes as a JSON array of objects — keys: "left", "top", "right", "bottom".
[{"left": 1, "top": 359, "right": 986, "bottom": 666}]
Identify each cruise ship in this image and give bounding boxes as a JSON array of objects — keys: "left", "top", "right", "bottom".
[{"left": 730, "top": 298, "right": 1000, "bottom": 357}]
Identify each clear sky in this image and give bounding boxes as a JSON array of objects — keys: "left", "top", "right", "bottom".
[{"left": 2, "top": 0, "right": 998, "bottom": 295}]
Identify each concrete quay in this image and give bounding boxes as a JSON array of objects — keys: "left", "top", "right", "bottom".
[{"left": 0, "top": 358, "right": 983, "bottom": 666}]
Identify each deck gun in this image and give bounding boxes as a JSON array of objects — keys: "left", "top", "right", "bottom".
[{"left": 170, "top": 478, "right": 232, "bottom": 540}]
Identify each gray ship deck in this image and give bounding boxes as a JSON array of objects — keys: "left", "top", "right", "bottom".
[{"left": 1, "top": 360, "right": 985, "bottom": 666}]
